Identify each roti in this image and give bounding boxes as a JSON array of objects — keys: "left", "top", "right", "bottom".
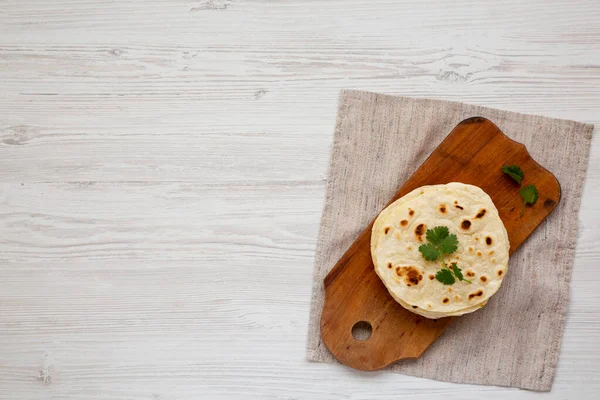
[{"left": 371, "top": 183, "right": 509, "bottom": 318}]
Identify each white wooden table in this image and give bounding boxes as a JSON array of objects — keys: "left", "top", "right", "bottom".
[{"left": 1, "top": 1, "right": 599, "bottom": 398}]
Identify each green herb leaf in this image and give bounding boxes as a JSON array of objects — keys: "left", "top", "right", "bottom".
[
  {"left": 451, "top": 262, "right": 471, "bottom": 283},
  {"left": 501, "top": 165, "right": 524, "bottom": 184},
  {"left": 418, "top": 243, "right": 440, "bottom": 261},
  {"left": 436, "top": 268, "right": 456, "bottom": 285},
  {"left": 438, "top": 234, "right": 458, "bottom": 255},
  {"left": 425, "top": 226, "right": 449, "bottom": 245},
  {"left": 450, "top": 262, "right": 463, "bottom": 279},
  {"left": 520, "top": 184, "right": 539, "bottom": 205},
  {"left": 519, "top": 184, "right": 539, "bottom": 217}
]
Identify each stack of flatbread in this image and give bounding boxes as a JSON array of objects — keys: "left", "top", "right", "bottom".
[{"left": 371, "top": 182, "right": 509, "bottom": 318}]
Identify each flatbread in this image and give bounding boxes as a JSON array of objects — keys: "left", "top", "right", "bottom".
[
  {"left": 371, "top": 183, "right": 509, "bottom": 318},
  {"left": 395, "top": 297, "right": 488, "bottom": 318}
]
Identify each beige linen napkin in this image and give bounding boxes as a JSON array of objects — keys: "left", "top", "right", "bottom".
[{"left": 307, "top": 90, "right": 594, "bottom": 391}]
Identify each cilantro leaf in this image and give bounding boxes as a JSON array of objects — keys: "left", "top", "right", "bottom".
[
  {"left": 519, "top": 184, "right": 539, "bottom": 217},
  {"left": 451, "top": 262, "right": 471, "bottom": 283},
  {"left": 418, "top": 243, "right": 440, "bottom": 261},
  {"left": 425, "top": 226, "right": 449, "bottom": 245},
  {"left": 435, "top": 268, "right": 456, "bottom": 285},
  {"left": 450, "top": 263, "right": 463, "bottom": 279},
  {"left": 501, "top": 165, "right": 524, "bottom": 184},
  {"left": 438, "top": 234, "right": 458, "bottom": 255},
  {"left": 520, "top": 184, "right": 539, "bottom": 205}
]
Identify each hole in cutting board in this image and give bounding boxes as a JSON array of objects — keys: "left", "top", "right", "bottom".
[{"left": 351, "top": 321, "right": 372, "bottom": 341}]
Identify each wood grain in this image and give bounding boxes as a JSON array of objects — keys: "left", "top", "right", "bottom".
[
  {"left": 320, "top": 118, "right": 560, "bottom": 370},
  {"left": 0, "top": 0, "right": 599, "bottom": 398}
]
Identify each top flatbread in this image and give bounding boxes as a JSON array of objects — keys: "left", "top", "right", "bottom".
[{"left": 371, "top": 183, "right": 509, "bottom": 318}]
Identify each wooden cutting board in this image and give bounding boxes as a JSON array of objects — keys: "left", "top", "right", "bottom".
[{"left": 319, "top": 117, "right": 561, "bottom": 371}]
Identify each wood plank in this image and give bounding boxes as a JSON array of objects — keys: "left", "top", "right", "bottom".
[{"left": 0, "top": 0, "right": 599, "bottom": 398}]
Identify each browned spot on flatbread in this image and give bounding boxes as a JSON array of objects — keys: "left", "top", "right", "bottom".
[
  {"left": 475, "top": 209, "right": 486, "bottom": 219},
  {"left": 497, "top": 269, "right": 504, "bottom": 276},
  {"left": 415, "top": 223, "right": 426, "bottom": 242},
  {"left": 395, "top": 266, "right": 423, "bottom": 286},
  {"left": 455, "top": 204, "right": 464, "bottom": 210},
  {"left": 387, "top": 262, "right": 393, "bottom": 269},
  {"left": 461, "top": 220, "right": 471, "bottom": 230},
  {"left": 408, "top": 209, "right": 414, "bottom": 216},
  {"left": 468, "top": 247, "right": 473, "bottom": 252},
  {"left": 429, "top": 274, "right": 435, "bottom": 280},
  {"left": 486, "top": 236, "right": 492, "bottom": 245},
  {"left": 439, "top": 204, "right": 447, "bottom": 214},
  {"left": 407, "top": 246, "right": 412, "bottom": 250},
  {"left": 400, "top": 219, "right": 408, "bottom": 226},
  {"left": 489, "top": 250, "right": 494, "bottom": 256},
  {"left": 477, "top": 251, "right": 482, "bottom": 256},
  {"left": 468, "top": 289, "right": 484, "bottom": 300},
  {"left": 412, "top": 305, "right": 417, "bottom": 309},
  {"left": 384, "top": 227, "right": 390, "bottom": 234},
  {"left": 442, "top": 297, "right": 449, "bottom": 304},
  {"left": 465, "top": 270, "right": 475, "bottom": 278},
  {"left": 454, "top": 200, "right": 458, "bottom": 204},
  {"left": 480, "top": 276, "right": 488, "bottom": 283}
]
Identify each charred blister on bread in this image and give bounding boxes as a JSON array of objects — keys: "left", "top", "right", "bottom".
[
  {"left": 395, "top": 266, "right": 423, "bottom": 286},
  {"left": 414, "top": 223, "right": 426, "bottom": 242},
  {"left": 468, "top": 289, "right": 484, "bottom": 300}
]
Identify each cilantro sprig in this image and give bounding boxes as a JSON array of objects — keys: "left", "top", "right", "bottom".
[
  {"left": 435, "top": 262, "right": 468, "bottom": 285},
  {"left": 501, "top": 164, "right": 539, "bottom": 218},
  {"left": 520, "top": 184, "right": 539, "bottom": 217},
  {"left": 418, "top": 226, "right": 471, "bottom": 285},
  {"left": 501, "top": 165, "right": 524, "bottom": 184}
]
